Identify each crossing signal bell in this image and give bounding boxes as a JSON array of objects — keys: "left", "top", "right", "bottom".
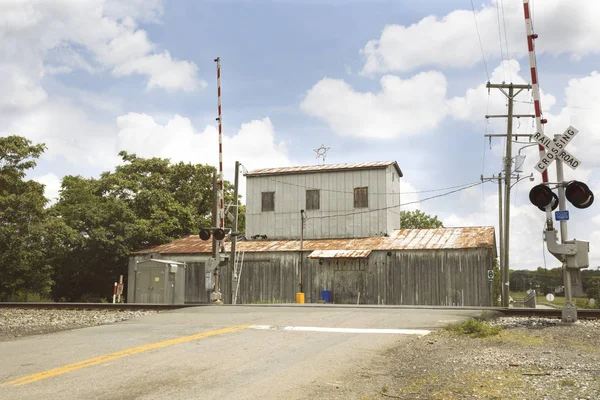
[
  {"left": 199, "top": 228, "right": 226, "bottom": 241},
  {"left": 565, "top": 181, "right": 594, "bottom": 209},
  {"left": 529, "top": 184, "right": 558, "bottom": 211}
]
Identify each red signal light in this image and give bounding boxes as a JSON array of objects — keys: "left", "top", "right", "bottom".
[
  {"left": 529, "top": 184, "right": 558, "bottom": 211},
  {"left": 199, "top": 228, "right": 211, "bottom": 241},
  {"left": 565, "top": 181, "right": 594, "bottom": 209},
  {"left": 213, "top": 228, "right": 226, "bottom": 241}
]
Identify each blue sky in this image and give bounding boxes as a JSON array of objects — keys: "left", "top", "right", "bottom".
[{"left": 3, "top": 0, "right": 600, "bottom": 270}]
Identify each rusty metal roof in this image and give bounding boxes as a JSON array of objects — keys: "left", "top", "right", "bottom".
[
  {"left": 132, "top": 227, "right": 495, "bottom": 255},
  {"left": 244, "top": 161, "right": 403, "bottom": 178},
  {"left": 308, "top": 249, "right": 372, "bottom": 259}
]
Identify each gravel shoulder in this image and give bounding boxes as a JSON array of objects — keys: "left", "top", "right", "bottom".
[
  {"left": 308, "top": 316, "right": 600, "bottom": 400},
  {"left": 0, "top": 308, "right": 158, "bottom": 341}
]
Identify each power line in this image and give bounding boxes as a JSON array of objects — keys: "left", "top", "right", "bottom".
[
  {"left": 245, "top": 182, "right": 488, "bottom": 220},
  {"left": 514, "top": 99, "right": 600, "bottom": 111},
  {"left": 308, "top": 182, "right": 486, "bottom": 221},
  {"left": 256, "top": 175, "right": 481, "bottom": 196},
  {"left": 499, "top": 0, "right": 512, "bottom": 80},
  {"left": 470, "top": 0, "right": 490, "bottom": 81},
  {"left": 495, "top": 0, "right": 507, "bottom": 80}
]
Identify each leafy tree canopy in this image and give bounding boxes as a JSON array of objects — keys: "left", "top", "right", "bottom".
[
  {"left": 400, "top": 209, "right": 444, "bottom": 229},
  {"left": 49, "top": 151, "right": 244, "bottom": 300},
  {"left": 0, "top": 136, "right": 53, "bottom": 300}
]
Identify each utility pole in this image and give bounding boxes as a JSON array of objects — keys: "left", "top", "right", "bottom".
[
  {"left": 481, "top": 172, "right": 504, "bottom": 306},
  {"left": 212, "top": 171, "right": 218, "bottom": 260},
  {"left": 485, "top": 82, "right": 532, "bottom": 307},
  {"left": 211, "top": 170, "right": 222, "bottom": 303},
  {"left": 503, "top": 84, "right": 515, "bottom": 309},
  {"left": 229, "top": 161, "right": 240, "bottom": 304},
  {"left": 497, "top": 172, "right": 503, "bottom": 307},
  {"left": 299, "top": 210, "right": 306, "bottom": 295}
]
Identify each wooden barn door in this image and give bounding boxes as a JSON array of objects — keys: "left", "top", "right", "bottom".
[{"left": 332, "top": 259, "right": 366, "bottom": 304}]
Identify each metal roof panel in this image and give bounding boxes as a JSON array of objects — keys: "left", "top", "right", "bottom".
[{"left": 132, "top": 227, "right": 495, "bottom": 255}]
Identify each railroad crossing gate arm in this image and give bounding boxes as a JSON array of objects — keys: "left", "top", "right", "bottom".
[{"left": 544, "top": 230, "right": 590, "bottom": 268}]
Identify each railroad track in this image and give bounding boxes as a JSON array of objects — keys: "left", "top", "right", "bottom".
[{"left": 1, "top": 303, "right": 600, "bottom": 318}]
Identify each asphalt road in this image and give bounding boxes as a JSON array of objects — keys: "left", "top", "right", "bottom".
[{"left": 0, "top": 305, "right": 482, "bottom": 400}]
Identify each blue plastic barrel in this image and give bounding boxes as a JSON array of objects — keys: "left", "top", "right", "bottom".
[{"left": 321, "top": 290, "right": 332, "bottom": 303}]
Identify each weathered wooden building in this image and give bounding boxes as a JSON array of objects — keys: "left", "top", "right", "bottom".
[{"left": 128, "top": 227, "right": 496, "bottom": 306}]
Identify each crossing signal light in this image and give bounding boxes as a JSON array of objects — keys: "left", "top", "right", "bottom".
[
  {"left": 199, "top": 228, "right": 227, "bottom": 241},
  {"left": 529, "top": 184, "right": 558, "bottom": 211},
  {"left": 213, "top": 228, "right": 225, "bottom": 241},
  {"left": 565, "top": 181, "right": 594, "bottom": 209},
  {"left": 199, "top": 229, "right": 211, "bottom": 241}
]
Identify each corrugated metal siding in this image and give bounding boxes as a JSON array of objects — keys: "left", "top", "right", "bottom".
[{"left": 245, "top": 169, "right": 396, "bottom": 239}]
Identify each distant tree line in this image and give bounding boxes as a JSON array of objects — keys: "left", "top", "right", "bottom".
[
  {"left": 510, "top": 267, "right": 600, "bottom": 301},
  {"left": 0, "top": 136, "right": 244, "bottom": 302}
]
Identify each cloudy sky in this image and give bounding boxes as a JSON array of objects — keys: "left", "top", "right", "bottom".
[{"left": 2, "top": 0, "right": 600, "bottom": 271}]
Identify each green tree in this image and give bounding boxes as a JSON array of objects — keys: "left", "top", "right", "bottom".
[
  {"left": 50, "top": 152, "right": 244, "bottom": 300},
  {"left": 400, "top": 209, "right": 444, "bottom": 229},
  {"left": 585, "top": 276, "right": 600, "bottom": 302},
  {"left": 0, "top": 136, "right": 53, "bottom": 300}
]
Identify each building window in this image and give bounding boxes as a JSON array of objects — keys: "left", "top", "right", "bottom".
[
  {"left": 262, "top": 192, "right": 275, "bottom": 212},
  {"left": 306, "top": 189, "right": 320, "bottom": 210},
  {"left": 354, "top": 187, "right": 368, "bottom": 208}
]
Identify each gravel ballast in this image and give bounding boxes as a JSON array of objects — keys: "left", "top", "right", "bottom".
[
  {"left": 309, "top": 316, "right": 600, "bottom": 400},
  {"left": 0, "top": 308, "right": 158, "bottom": 341}
]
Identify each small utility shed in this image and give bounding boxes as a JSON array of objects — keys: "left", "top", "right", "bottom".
[
  {"left": 129, "top": 227, "right": 496, "bottom": 306},
  {"left": 133, "top": 259, "right": 186, "bottom": 304}
]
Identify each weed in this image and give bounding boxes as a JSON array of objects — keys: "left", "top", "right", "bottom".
[
  {"left": 446, "top": 319, "right": 502, "bottom": 338},
  {"left": 381, "top": 385, "right": 388, "bottom": 393},
  {"left": 8, "top": 291, "right": 54, "bottom": 303},
  {"left": 559, "top": 379, "right": 576, "bottom": 387}
]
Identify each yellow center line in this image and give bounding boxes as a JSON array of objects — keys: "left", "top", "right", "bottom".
[{"left": 2, "top": 325, "right": 249, "bottom": 387}]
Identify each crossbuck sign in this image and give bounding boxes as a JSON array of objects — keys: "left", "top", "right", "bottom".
[{"left": 533, "top": 125, "right": 580, "bottom": 173}]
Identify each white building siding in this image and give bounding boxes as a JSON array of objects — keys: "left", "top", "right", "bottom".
[{"left": 246, "top": 166, "right": 401, "bottom": 239}]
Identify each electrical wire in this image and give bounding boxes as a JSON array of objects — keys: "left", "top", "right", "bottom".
[
  {"left": 470, "top": 0, "right": 490, "bottom": 81},
  {"left": 251, "top": 175, "right": 482, "bottom": 196},
  {"left": 245, "top": 181, "right": 488, "bottom": 220},
  {"left": 307, "top": 182, "right": 486, "bottom": 221},
  {"left": 495, "top": 0, "right": 507, "bottom": 81},
  {"left": 499, "top": 0, "right": 512, "bottom": 80}
]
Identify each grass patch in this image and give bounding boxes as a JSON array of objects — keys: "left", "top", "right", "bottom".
[
  {"left": 401, "top": 369, "right": 532, "bottom": 399},
  {"left": 446, "top": 319, "right": 502, "bottom": 338},
  {"left": 490, "top": 330, "right": 545, "bottom": 346},
  {"left": 560, "top": 379, "right": 576, "bottom": 387},
  {"left": 7, "top": 291, "right": 54, "bottom": 302}
]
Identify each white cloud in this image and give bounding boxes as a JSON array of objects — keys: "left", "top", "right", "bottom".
[
  {"left": 448, "top": 60, "right": 556, "bottom": 124},
  {"left": 360, "top": 1, "right": 600, "bottom": 75},
  {"left": 116, "top": 113, "right": 292, "bottom": 198},
  {"left": 4, "top": 99, "right": 121, "bottom": 167},
  {"left": 301, "top": 71, "right": 448, "bottom": 138},
  {"left": 114, "top": 52, "right": 203, "bottom": 92},
  {"left": 0, "top": 0, "right": 203, "bottom": 108},
  {"left": 32, "top": 173, "right": 61, "bottom": 205},
  {"left": 0, "top": 64, "right": 47, "bottom": 109},
  {"left": 399, "top": 180, "right": 420, "bottom": 212}
]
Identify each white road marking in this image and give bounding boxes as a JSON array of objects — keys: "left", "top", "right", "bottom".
[
  {"left": 249, "top": 325, "right": 430, "bottom": 335},
  {"left": 249, "top": 325, "right": 272, "bottom": 330}
]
